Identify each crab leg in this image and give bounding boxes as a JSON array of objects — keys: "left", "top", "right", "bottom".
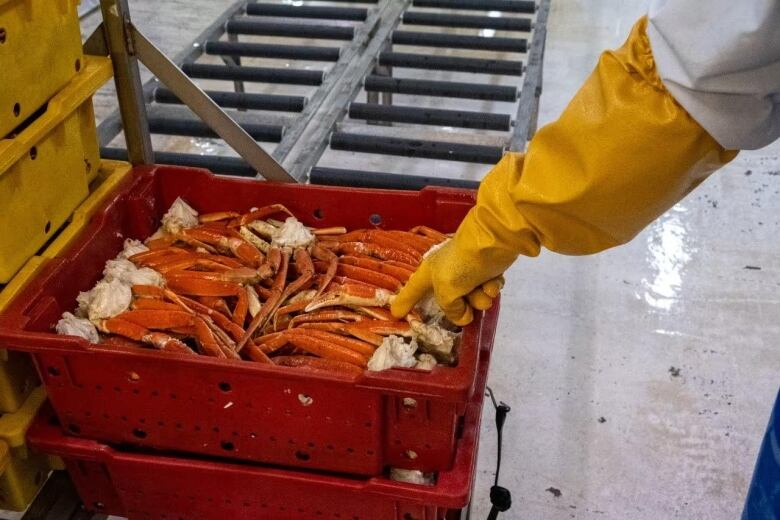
[
  {"left": 236, "top": 204, "right": 294, "bottom": 226},
  {"left": 305, "top": 284, "right": 394, "bottom": 312},
  {"left": 287, "top": 329, "right": 375, "bottom": 357},
  {"left": 311, "top": 244, "right": 338, "bottom": 298},
  {"left": 237, "top": 248, "right": 290, "bottom": 351},
  {"left": 199, "top": 211, "right": 240, "bottom": 223},
  {"left": 115, "top": 310, "right": 195, "bottom": 330},
  {"left": 297, "top": 322, "right": 384, "bottom": 346},
  {"left": 131, "top": 299, "right": 182, "bottom": 312},
  {"left": 409, "top": 225, "right": 448, "bottom": 243},
  {"left": 179, "top": 227, "right": 262, "bottom": 267},
  {"left": 283, "top": 334, "right": 368, "bottom": 367},
  {"left": 98, "top": 317, "right": 194, "bottom": 354},
  {"left": 273, "top": 355, "right": 363, "bottom": 376},
  {"left": 174, "top": 295, "right": 246, "bottom": 342},
  {"left": 279, "top": 248, "right": 315, "bottom": 304},
  {"left": 335, "top": 264, "right": 402, "bottom": 291},
  {"left": 332, "top": 230, "right": 422, "bottom": 260},
  {"left": 243, "top": 343, "right": 274, "bottom": 363},
  {"left": 197, "top": 296, "right": 232, "bottom": 317},
  {"left": 233, "top": 287, "right": 249, "bottom": 326},
  {"left": 339, "top": 255, "right": 412, "bottom": 283},
  {"left": 384, "top": 230, "right": 437, "bottom": 253},
  {"left": 192, "top": 317, "right": 227, "bottom": 358},
  {"left": 288, "top": 310, "right": 366, "bottom": 328},
  {"left": 165, "top": 275, "right": 243, "bottom": 297},
  {"left": 321, "top": 241, "right": 419, "bottom": 266}
]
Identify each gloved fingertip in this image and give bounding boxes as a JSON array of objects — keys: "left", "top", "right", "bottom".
[
  {"left": 450, "top": 304, "right": 474, "bottom": 327},
  {"left": 391, "top": 265, "right": 432, "bottom": 318},
  {"left": 467, "top": 290, "right": 493, "bottom": 311},
  {"left": 482, "top": 277, "right": 504, "bottom": 298}
]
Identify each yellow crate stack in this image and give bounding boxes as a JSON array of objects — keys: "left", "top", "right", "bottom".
[{"left": 0, "top": 0, "right": 133, "bottom": 511}]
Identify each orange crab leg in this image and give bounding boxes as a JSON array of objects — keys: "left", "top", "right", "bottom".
[
  {"left": 288, "top": 310, "right": 366, "bottom": 328},
  {"left": 351, "top": 306, "right": 396, "bottom": 321},
  {"left": 297, "top": 322, "right": 384, "bottom": 346},
  {"left": 129, "top": 247, "right": 189, "bottom": 267},
  {"left": 334, "top": 264, "right": 402, "bottom": 291},
  {"left": 384, "top": 230, "right": 437, "bottom": 253},
  {"left": 287, "top": 329, "right": 375, "bottom": 357},
  {"left": 272, "top": 355, "right": 363, "bottom": 376},
  {"left": 192, "top": 317, "right": 227, "bottom": 358},
  {"left": 115, "top": 310, "right": 195, "bottom": 330},
  {"left": 322, "top": 241, "right": 419, "bottom": 266},
  {"left": 333, "top": 230, "right": 421, "bottom": 260},
  {"left": 409, "top": 225, "right": 448, "bottom": 243},
  {"left": 197, "top": 296, "right": 232, "bottom": 317},
  {"left": 283, "top": 334, "right": 368, "bottom": 367},
  {"left": 165, "top": 275, "right": 242, "bottom": 297},
  {"left": 339, "top": 255, "right": 412, "bottom": 283},
  {"left": 243, "top": 343, "right": 274, "bottom": 363},
  {"left": 131, "top": 285, "right": 167, "bottom": 299},
  {"left": 312, "top": 227, "right": 347, "bottom": 236},
  {"left": 98, "top": 318, "right": 194, "bottom": 354},
  {"left": 305, "top": 283, "right": 394, "bottom": 312},
  {"left": 237, "top": 248, "right": 290, "bottom": 351},
  {"left": 233, "top": 287, "right": 249, "bottom": 327},
  {"left": 236, "top": 204, "right": 294, "bottom": 226},
  {"left": 279, "top": 248, "right": 315, "bottom": 304},
  {"left": 199, "top": 211, "right": 240, "bottom": 223},
  {"left": 311, "top": 244, "right": 338, "bottom": 298},
  {"left": 131, "top": 299, "right": 182, "bottom": 312}
]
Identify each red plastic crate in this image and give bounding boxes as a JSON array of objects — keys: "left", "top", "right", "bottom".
[
  {"left": 0, "top": 165, "right": 499, "bottom": 476},
  {"left": 26, "top": 316, "right": 495, "bottom": 520}
]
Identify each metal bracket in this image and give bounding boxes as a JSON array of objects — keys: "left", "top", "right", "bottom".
[{"left": 97, "top": 0, "right": 294, "bottom": 182}]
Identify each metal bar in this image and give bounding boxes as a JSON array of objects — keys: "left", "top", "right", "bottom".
[
  {"left": 226, "top": 31, "right": 245, "bottom": 95},
  {"left": 276, "top": 0, "right": 411, "bottom": 179},
  {"left": 412, "top": 0, "right": 537, "bottom": 13},
  {"left": 22, "top": 471, "right": 107, "bottom": 520},
  {"left": 402, "top": 11, "right": 532, "bottom": 31},
  {"left": 226, "top": 18, "right": 355, "bottom": 40},
  {"left": 153, "top": 87, "right": 306, "bottom": 112},
  {"left": 99, "top": 0, "right": 153, "bottom": 165},
  {"left": 309, "top": 166, "right": 479, "bottom": 190},
  {"left": 148, "top": 116, "right": 284, "bottom": 142},
  {"left": 204, "top": 41, "right": 341, "bottom": 61},
  {"left": 379, "top": 52, "right": 523, "bottom": 76},
  {"left": 102, "top": 147, "right": 257, "bottom": 177},
  {"left": 330, "top": 132, "right": 504, "bottom": 164},
  {"left": 510, "top": 0, "right": 549, "bottom": 150},
  {"left": 349, "top": 102, "right": 511, "bottom": 130},
  {"left": 97, "top": 0, "right": 248, "bottom": 147},
  {"left": 246, "top": 3, "right": 368, "bottom": 21},
  {"left": 181, "top": 63, "right": 324, "bottom": 85},
  {"left": 364, "top": 75, "right": 517, "bottom": 101},
  {"left": 392, "top": 30, "right": 527, "bottom": 52},
  {"left": 131, "top": 25, "right": 294, "bottom": 182}
]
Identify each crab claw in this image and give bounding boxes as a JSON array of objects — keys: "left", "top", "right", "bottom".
[{"left": 305, "top": 284, "right": 394, "bottom": 313}]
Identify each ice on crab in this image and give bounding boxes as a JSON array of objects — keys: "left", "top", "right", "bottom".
[
  {"left": 117, "top": 238, "right": 148, "bottom": 259},
  {"left": 415, "top": 353, "right": 437, "bottom": 371},
  {"left": 422, "top": 238, "right": 450, "bottom": 259},
  {"left": 411, "top": 319, "right": 458, "bottom": 361},
  {"left": 271, "top": 217, "right": 314, "bottom": 248},
  {"left": 56, "top": 312, "right": 100, "bottom": 343},
  {"left": 368, "top": 335, "right": 419, "bottom": 372},
  {"left": 103, "top": 259, "right": 164, "bottom": 287},
  {"left": 389, "top": 468, "right": 435, "bottom": 486},
  {"left": 415, "top": 293, "right": 445, "bottom": 322},
  {"left": 76, "top": 279, "right": 132, "bottom": 322},
  {"left": 161, "top": 197, "right": 199, "bottom": 234}
]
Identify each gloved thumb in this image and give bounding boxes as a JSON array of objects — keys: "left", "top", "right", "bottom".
[{"left": 391, "top": 262, "right": 433, "bottom": 319}]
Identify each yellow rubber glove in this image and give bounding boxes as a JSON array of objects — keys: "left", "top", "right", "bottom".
[{"left": 392, "top": 17, "right": 738, "bottom": 326}]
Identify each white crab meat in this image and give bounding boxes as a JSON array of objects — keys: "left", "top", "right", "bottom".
[
  {"left": 410, "top": 319, "right": 457, "bottom": 359},
  {"left": 161, "top": 197, "right": 198, "bottom": 234},
  {"left": 103, "top": 259, "right": 164, "bottom": 287},
  {"left": 56, "top": 312, "right": 100, "bottom": 343},
  {"left": 246, "top": 285, "right": 262, "bottom": 317},
  {"left": 117, "top": 238, "right": 148, "bottom": 259},
  {"left": 271, "top": 217, "right": 314, "bottom": 248},
  {"left": 77, "top": 279, "right": 132, "bottom": 322},
  {"left": 389, "top": 469, "right": 435, "bottom": 486},
  {"left": 368, "top": 335, "right": 419, "bottom": 372},
  {"left": 415, "top": 353, "right": 438, "bottom": 371},
  {"left": 415, "top": 293, "right": 445, "bottom": 322}
]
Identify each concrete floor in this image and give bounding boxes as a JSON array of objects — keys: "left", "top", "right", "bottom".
[{"left": 7, "top": 1, "right": 779, "bottom": 519}]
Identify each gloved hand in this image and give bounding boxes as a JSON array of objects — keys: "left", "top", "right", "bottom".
[{"left": 392, "top": 16, "right": 737, "bottom": 325}]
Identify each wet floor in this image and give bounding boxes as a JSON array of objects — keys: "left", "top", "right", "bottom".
[{"left": 6, "top": 1, "right": 778, "bottom": 519}]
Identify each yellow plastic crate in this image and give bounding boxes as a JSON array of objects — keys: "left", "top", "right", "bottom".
[
  {"left": 0, "top": 55, "right": 113, "bottom": 284},
  {"left": 0, "top": 387, "right": 50, "bottom": 511},
  {"left": 0, "top": 0, "right": 83, "bottom": 138},
  {"left": 0, "top": 159, "right": 132, "bottom": 413}
]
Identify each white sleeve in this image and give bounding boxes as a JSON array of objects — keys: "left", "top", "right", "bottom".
[{"left": 647, "top": 0, "right": 780, "bottom": 150}]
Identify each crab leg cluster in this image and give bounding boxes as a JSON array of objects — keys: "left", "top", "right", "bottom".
[{"left": 90, "top": 203, "right": 452, "bottom": 375}]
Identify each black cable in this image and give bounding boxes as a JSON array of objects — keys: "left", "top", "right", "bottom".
[{"left": 485, "top": 386, "right": 512, "bottom": 519}]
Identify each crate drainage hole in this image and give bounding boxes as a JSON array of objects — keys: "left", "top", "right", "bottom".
[
  {"left": 298, "top": 393, "right": 313, "bottom": 406},
  {"left": 132, "top": 428, "right": 147, "bottom": 439},
  {"left": 221, "top": 441, "right": 235, "bottom": 451},
  {"left": 218, "top": 381, "right": 231, "bottom": 392},
  {"left": 295, "top": 450, "right": 310, "bottom": 461},
  {"left": 68, "top": 424, "right": 80, "bottom": 434},
  {"left": 404, "top": 514, "right": 416, "bottom": 520},
  {"left": 313, "top": 208, "right": 324, "bottom": 220},
  {"left": 47, "top": 366, "right": 60, "bottom": 377},
  {"left": 369, "top": 213, "right": 382, "bottom": 226}
]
